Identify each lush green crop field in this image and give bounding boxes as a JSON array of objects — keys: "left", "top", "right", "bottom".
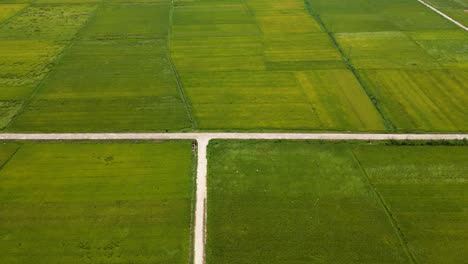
[
  {"left": 5, "top": 2, "right": 192, "bottom": 132},
  {"left": 360, "top": 69, "right": 468, "bottom": 132},
  {"left": 207, "top": 140, "right": 412, "bottom": 264},
  {"left": 7, "top": 38, "right": 191, "bottom": 132},
  {"left": 307, "top": 0, "right": 467, "bottom": 132},
  {"left": 171, "top": 0, "right": 384, "bottom": 131},
  {"left": 354, "top": 144, "right": 468, "bottom": 264},
  {"left": 0, "top": 3, "right": 95, "bottom": 130},
  {"left": 0, "top": 0, "right": 466, "bottom": 132},
  {"left": 207, "top": 140, "right": 468, "bottom": 264},
  {"left": 0, "top": 141, "right": 195, "bottom": 263}
]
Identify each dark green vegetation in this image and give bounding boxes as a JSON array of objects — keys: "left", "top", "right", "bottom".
[
  {"left": 0, "top": 141, "right": 195, "bottom": 263},
  {"left": 0, "top": 0, "right": 467, "bottom": 132},
  {"left": 207, "top": 140, "right": 468, "bottom": 264}
]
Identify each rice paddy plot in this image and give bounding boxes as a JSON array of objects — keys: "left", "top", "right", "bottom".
[
  {"left": 309, "top": 0, "right": 458, "bottom": 32},
  {"left": 0, "top": 4, "right": 25, "bottom": 23},
  {"left": 0, "top": 40, "right": 63, "bottom": 100},
  {"left": 354, "top": 145, "right": 468, "bottom": 264},
  {"left": 360, "top": 69, "right": 468, "bottom": 132},
  {"left": 407, "top": 30, "right": 468, "bottom": 68},
  {"left": 6, "top": 39, "right": 191, "bottom": 132},
  {"left": 0, "top": 40, "right": 63, "bottom": 129},
  {"left": 206, "top": 140, "right": 412, "bottom": 264},
  {"left": 79, "top": 3, "right": 171, "bottom": 40},
  {"left": 0, "top": 4, "right": 96, "bottom": 40},
  {"left": 172, "top": 0, "right": 383, "bottom": 131},
  {"left": 0, "top": 141, "right": 195, "bottom": 264},
  {"left": 336, "top": 31, "right": 441, "bottom": 69}
]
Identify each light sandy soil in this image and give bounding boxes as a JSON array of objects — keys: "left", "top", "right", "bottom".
[{"left": 1, "top": 132, "right": 466, "bottom": 264}]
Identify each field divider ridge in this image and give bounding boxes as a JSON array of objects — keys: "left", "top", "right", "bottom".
[
  {"left": 0, "top": 144, "right": 20, "bottom": 173},
  {"left": 167, "top": 0, "right": 198, "bottom": 129},
  {"left": 304, "top": 0, "right": 397, "bottom": 132},
  {"left": 351, "top": 150, "right": 419, "bottom": 264},
  {"left": 416, "top": 0, "right": 467, "bottom": 31}
]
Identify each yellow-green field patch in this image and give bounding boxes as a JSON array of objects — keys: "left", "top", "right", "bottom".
[
  {"left": 0, "top": 4, "right": 96, "bottom": 40},
  {"left": 0, "top": 4, "right": 25, "bottom": 23},
  {"left": 360, "top": 69, "right": 468, "bottom": 132}
]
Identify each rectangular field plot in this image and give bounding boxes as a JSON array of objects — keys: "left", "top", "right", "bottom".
[
  {"left": 180, "top": 70, "right": 384, "bottom": 131},
  {"left": 172, "top": 0, "right": 384, "bottom": 131},
  {"left": 408, "top": 30, "right": 468, "bottom": 68},
  {"left": 336, "top": 32, "right": 440, "bottom": 70},
  {"left": 309, "top": 0, "right": 458, "bottom": 32},
  {"left": 0, "top": 4, "right": 96, "bottom": 40},
  {"left": 0, "top": 141, "right": 194, "bottom": 264},
  {"left": 80, "top": 3, "right": 170, "bottom": 39},
  {"left": 207, "top": 140, "right": 412, "bottom": 264},
  {"left": 354, "top": 145, "right": 468, "bottom": 264},
  {"left": 0, "top": 40, "right": 64, "bottom": 129},
  {"left": 7, "top": 39, "right": 191, "bottom": 132},
  {"left": 360, "top": 69, "right": 468, "bottom": 132}
]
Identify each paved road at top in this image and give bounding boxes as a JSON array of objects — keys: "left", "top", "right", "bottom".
[{"left": 1, "top": 132, "right": 466, "bottom": 264}]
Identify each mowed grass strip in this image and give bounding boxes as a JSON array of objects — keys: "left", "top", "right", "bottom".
[
  {"left": 0, "top": 141, "right": 194, "bottom": 264},
  {"left": 360, "top": 69, "right": 468, "bottom": 132},
  {"left": 354, "top": 144, "right": 468, "bottom": 264},
  {"left": 207, "top": 140, "right": 412, "bottom": 264}
]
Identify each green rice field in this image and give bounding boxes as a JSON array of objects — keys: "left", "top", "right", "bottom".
[
  {"left": 0, "top": 141, "right": 195, "bottom": 263},
  {"left": 0, "top": 0, "right": 467, "bottom": 132},
  {"left": 206, "top": 140, "right": 468, "bottom": 264}
]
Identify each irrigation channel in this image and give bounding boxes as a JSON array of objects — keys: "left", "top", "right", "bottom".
[{"left": 1, "top": 132, "right": 467, "bottom": 264}]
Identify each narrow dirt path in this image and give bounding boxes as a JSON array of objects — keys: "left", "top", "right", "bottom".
[{"left": 0, "top": 132, "right": 466, "bottom": 264}]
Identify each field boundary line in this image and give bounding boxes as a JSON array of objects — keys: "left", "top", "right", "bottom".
[
  {"left": 167, "top": 0, "right": 198, "bottom": 130},
  {"left": 304, "top": 0, "right": 396, "bottom": 132},
  {"left": 0, "top": 145, "right": 20, "bottom": 174},
  {"left": 351, "top": 150, "right": 418, "bottom": 264},
  {"left": 2, "top": 2, "right": 103, "bottom": 131},
  {"left": 417, "top": 0, "right": 468, "bottom": 31}
]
